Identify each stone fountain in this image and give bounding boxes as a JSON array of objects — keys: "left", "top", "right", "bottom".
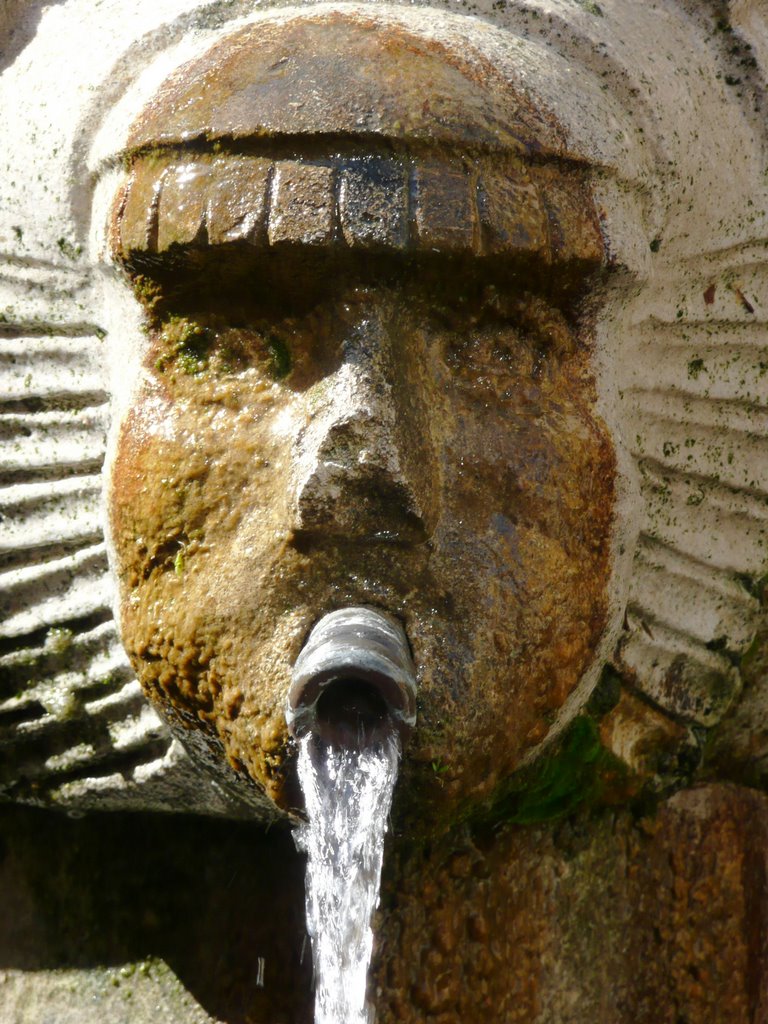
[{"left": 1, "top": 2, "right": 768, "bottom": 1021}]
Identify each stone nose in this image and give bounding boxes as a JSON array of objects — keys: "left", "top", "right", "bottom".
[{"left": 292, "top": 334, "right": 436, "bottom": 542}]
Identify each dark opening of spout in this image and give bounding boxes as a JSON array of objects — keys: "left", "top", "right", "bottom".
[{"left": 314, "top": 678, "right": 390, "bottom": 748}]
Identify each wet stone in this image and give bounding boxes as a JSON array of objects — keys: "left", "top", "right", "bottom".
[
  {"left": 338, "top": 159, "right": 408, "bottom": 250},
  {"left": 535, "top": 166, "right": 604, "bottom": 265},
  {"left": 411, "top": 161, "right": 478, "bottom": 253},
  {"left": 477, "top": 163, "right": 548, "bottom": 258},
  {"left": 157, "top": 161, "right": 210, "bottom": 251},
  {"left": 119, "top": 159, "right": 165, "bottom": 254},
  {"left": 268, "top": 161, "right": 336, "bottom": 246},
  {"left": 207, "top": 156, "right": 271, "bottom": 245}
]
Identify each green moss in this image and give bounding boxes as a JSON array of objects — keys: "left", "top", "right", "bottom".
[
  {"left": 156, "top": 317, "right": 212, "bottom": 375},
  {"left": 47, "top": 627, "right": 74, "bottom": 655},
  {"left": 57, "top": 237, "right": 82, "bottom": 261},
  {"left": 267, "top": 336, "right": 292, "bottom": 379},
  {"left": 478, "top": 716, "right": 627, "bottom": 827},
  {"left": 173, "top": 550, "right": 185, "bottom": 577},
  {"left": 574, "top": 0, "right": 603, "bottom": 14},
  {"left": 131, "top": 275, "right": 163, "bottom": 314},
  {"left": 687, "top": 357, "right": 705, "bottom": 379}
]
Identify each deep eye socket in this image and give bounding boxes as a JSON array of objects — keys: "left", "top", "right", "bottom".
[
  {"left": 150, "top": 300, "right": 349, "bottom": 392},
  {"left": 207, "top": 327, "right": 294, "bottom": 381},
  {"left": 149, "top": 314, "right": 291, "bottom": 383},
  {"left": 444, "top": 322, "right": 523, "bottom": 373},
  {"left": 443, "top": 298, "right": 575, "bottom": 388}
]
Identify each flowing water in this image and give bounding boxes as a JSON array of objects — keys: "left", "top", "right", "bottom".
[{"left": 294, "top": 731, "right": 401, "bottom": 1024}]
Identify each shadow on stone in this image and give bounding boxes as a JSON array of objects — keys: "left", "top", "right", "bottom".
[
  {"left": 0, "top": 805, "right": 313, "bottom": 1023},
  {"left": 0, "top": 2, "right": 68, "bottom": 73}
]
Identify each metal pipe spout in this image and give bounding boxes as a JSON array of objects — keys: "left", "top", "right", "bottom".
[{"left": 287, "top": 607, "right": 417, "bottom": 749}]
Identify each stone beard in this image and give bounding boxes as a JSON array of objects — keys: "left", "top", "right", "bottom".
[{"left": 106, "top": 13, "right": 618, "bottom": 820}]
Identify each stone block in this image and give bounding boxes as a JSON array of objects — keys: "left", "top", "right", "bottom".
[
  {"left": 207, "top": 156, "right": 271, "bottom": 246},
  {"left": 338, "top": 158, "right": 408, "bottom": 250},
  {"left": 117, "top": 159, "right": 164, "bottom": 254},
  {"left": 411, "top": 160, "right": 478, "bottom": 253},
  {"left": 267, "top": 161, "right": 336, "bottom": 246},
  {"left": 156, "top": 161, "right": 210, "bottom": 252},
  {"left": 477, "top": 161, "right": 548, "bottom": 258}
]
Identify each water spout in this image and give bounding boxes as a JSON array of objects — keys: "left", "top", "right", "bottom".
[
  {"left": 287, "top": 607, "right": 416, "bottom": 749},
  {"left": 289, "top": 607, "right": 416, "bottom": 1024}
]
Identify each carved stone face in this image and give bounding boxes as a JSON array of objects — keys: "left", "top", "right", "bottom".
[{"left": 107, "top": 13, "right": 615, "bottom": 820}]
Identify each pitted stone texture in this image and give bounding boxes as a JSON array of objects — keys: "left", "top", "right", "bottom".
[
  {"left": 268, "top": 162, "right": 336, "bottom": 247},
  {"left": 338, "top": 159, "right": 408, "bottom": 251},
  {"left": 374, "top": 783, "right": 768, "bottom": 1024}
]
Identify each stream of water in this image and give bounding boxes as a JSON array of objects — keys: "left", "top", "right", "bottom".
[{"left": 294, "top": 731, "right": 401, "bottom": 1024}]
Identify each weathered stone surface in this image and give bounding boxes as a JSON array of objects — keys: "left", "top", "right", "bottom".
[
  {"left": 338, "top": 159, "right": 408, "bottom": 251},
  {"left": 118, "top": 158, "right": 163, "bottom": 254},
  {"left": 476, "top": 161, "right": 548, "bottom": 259},
  {"left": 126, "top": 15, "right": 557, "bottom": 156},
  {"left": 2, "top": 15, "right": 768, "bottom": 1024},
  {"left": 598, "top": 689, "right": 690, "bottom": 782},
  {"left": 374, "top": 783, "right": 768, "bottom": 1023},
  {"left": 534, "top": 166, "right": 604, "bottom": 266},
  {"left": 105, "top": 11, "right": 618, "bottom": 823},
  {"left": 0, "top": 806, "right": 312, "bottom": 1024},
  {"left": 207, "top": 156, "right": 271, "bottom": 246},
  {"left": 3, "top": 784, "right": 766, "bottom": 1023},
  {"left": 268, "top": 162, "right": 336, "bottom": 247},
  {"left": 411, "top": 161, "right": 478, "bottom": 253},
  {"left": 157, "top": 162, "right": 210, "bottom": 252},
  {"left": 107, "top": 275, "right": 615, "bottom": 819}
]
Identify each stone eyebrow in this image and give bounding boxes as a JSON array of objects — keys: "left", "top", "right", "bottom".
[{"left": 111, "top": 150, "right": 603, "bottom": 268}]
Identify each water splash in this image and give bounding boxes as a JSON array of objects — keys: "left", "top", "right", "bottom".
[{"left": 294, "top": 731, "right": 400, "bottom": 1024}]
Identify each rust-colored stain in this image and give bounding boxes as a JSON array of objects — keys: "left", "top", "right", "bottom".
[
  {"left": 371, "top": 784, "right": 767, "bottom": 1023},
  {"left": 126, "top": 14, "right": 565, "bottom": 156}
]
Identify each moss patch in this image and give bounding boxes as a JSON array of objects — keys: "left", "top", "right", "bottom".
[
  {"left": 266, "top": 335, "right": 292, "bottom": 379},
  {"left": 478, "top": 716, "right": 627, "bottom": 827},
  {"left": 155, "top": 317, "right": 212, "bottom": 375}
]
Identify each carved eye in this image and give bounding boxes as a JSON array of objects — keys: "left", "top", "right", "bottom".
[{"left": 151, "top": 319, "right": 291, "bottom": 380}]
